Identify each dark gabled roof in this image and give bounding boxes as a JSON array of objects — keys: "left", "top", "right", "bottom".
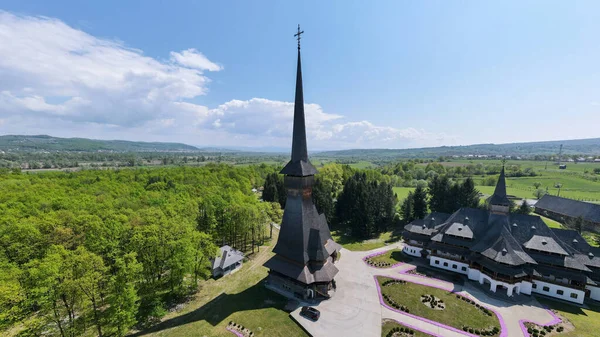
[
  {"left": 472, "top": 255, "right": 530, "bottom": 278},
  {"left": 471, "top": 215, "right": 536, "bottom": 266},
  {"left": 446, "top": 222, "right": 474, "bottom": 239},
  {"left": 526, "top": 250, "right": 591, "bottom": 272},
  {"left": 430, "top": 208, "right": 490, "bottom": 245},
  {"left": 264, "top": 255, "right": 339, "bottom": 284},
  {"left": 404, "top": 212, "right": 450, "bottom": 236},
  {"left": 280, "top": 49, "right": 317, "bottom": 177},
  {"left": 524, "top": 235, "right": 569, "bottom": 255},
  {"left": 488, "top": 166, "right": 511, "bottom": 206},
  {"left": 535, "top": 195, "right": 600, "bottom": 224},
  {"left": 551, "top": 228, "right": 600, "bottom": 269},
  {"left": 532, "top": 265, "right": 589, "bottom": 283},
  {"left": 273, "top": 193, "right": 339, "bottom": 265}
]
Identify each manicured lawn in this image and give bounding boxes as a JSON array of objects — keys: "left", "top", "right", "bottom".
[
  {"left": 537, "top": 298, "right": 600, "bottom": 337},
  {"left": 132, "top": 230, "right": 307, "bottom": 337},
  {"left": 369, "top": 249, "right": 413, "bottom": 265},
  {"left": 377, "top": 276, "right": 500, "bottom": 335},
  {"left": 539, "top": 215, "right": 564, "bottom": 229},
  {"left": 393, "top": 187, "right": 415, "bottom": 203},
  {"left": 382, "top": 320, "right": 434, "bottom": 337},
  {"left": 332, "top": 231, "right": 399, "bottom": 251}
]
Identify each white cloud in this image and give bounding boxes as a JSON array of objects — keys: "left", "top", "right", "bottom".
[
  {"left": 0, "top": 11, "right": 218, "bottom": 127},
  {"left": 201, "top": 98, "right": 451, "bottom": 149},
  {"left": 0, "top": 11, "right": 451, "bottom": 150},
  {"left": 170, "top": 49, "right": 222, "bottom": 71}
]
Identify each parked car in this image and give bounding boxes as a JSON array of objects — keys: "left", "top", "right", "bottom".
[{"left": 300, "top": 306, "right": 320, "bottom": 321}]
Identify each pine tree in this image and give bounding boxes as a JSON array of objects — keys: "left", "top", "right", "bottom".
[
  {"left": 401, "top": 192, "right": 414, "bottom": 224},
  {"left": 428, "top": 175, "right": 451, "bottom": 213},
  {"left": 262, "top": 173, "right": 278, "bottom": 203},
  {"left": 312, "top": 178, "right": 334, "bottom": 224},
  {"left": 516, "top": 200, "right": 531, "bottom": 215},
  {"left": 412, "top": 185, "right": 428, "bottom": 219},
  {"left": 459, "top": 177, "right": 480, "bottom": 209}
]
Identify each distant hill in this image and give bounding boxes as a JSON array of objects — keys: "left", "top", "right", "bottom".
[
  {"left": 0, "top": 135, "right": 199, "bottom": 152},
  {"left": 314, "top": 138, "right": 600, "bottom": 159}
]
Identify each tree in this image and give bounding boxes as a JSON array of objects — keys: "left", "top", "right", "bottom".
[
  {"left": 73, "top": 246, "right": 108, "bottom": 337},
  {"left": 312, "top": 178, "right": 334, "bottom": 224},
  {"left": 458, "top": 178, "right": 480, "bottom": 209},
  {"left": 570, "top": 216, "right": 585, "bottom": 234},
  {"left": 533, "top": 188, "right": 547, "bottom": 200},
  {"left": 106, "top": 253, "right": 142, "bottom": 337},
  {"left": 412, "top": 185, "right": 428, "bottom": 220},
  {"left": 516, "top": 200, "right": 531, "bottom": 215},
  {"left": 262, "top": 173, "right": 278, "bottom": 203},
  {"left": 427, "top": 176, "right": 452, "bottom": 213},
  {"left": 400, "top": 192, "right": 414, "bottom": 224},
  {"left": 533, "top": 182, "right": 542, "bottom": 189}
]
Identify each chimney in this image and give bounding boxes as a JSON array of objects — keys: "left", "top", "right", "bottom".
[{"left": 220, "top": 249, "right": 228, "bottom": 268}]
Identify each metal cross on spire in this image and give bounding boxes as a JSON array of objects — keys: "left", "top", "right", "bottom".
[{"left": 294, "top": 24, "right": 304, "bottom": 50}]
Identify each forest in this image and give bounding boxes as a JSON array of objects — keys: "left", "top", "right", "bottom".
[{"left": 0, "top": 164, "right": 282, "bottom": 337}]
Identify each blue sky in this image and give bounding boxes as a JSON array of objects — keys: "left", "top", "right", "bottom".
[{"left": 0, "top": 1, "right": 598, "bottom": 150}]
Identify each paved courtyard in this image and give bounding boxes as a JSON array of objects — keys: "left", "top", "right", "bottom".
[{"left": 291, "top": 242, "right": 560, "bottom": 337}]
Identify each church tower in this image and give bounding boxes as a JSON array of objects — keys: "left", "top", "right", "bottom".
[
  {"left": 264, "top": 26, "right": 341, "bottom": 300},
  {"left": 488, "top": 162, "right": 511, "bottom": 215}
]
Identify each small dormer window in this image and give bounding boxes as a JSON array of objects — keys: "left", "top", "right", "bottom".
[
  {"left": 512, "top": 223, "right": 518, "bottom": 227},
  {"left": 541, "top": 239, "right": 548, "bottom": 245},
  {"left": 531, "top": 226, "right": 536, "bottom": 230},
  {"left": 589, "top": 252, "right": 595, "bottom": 258},
  {"left": 501, "top": 248, "right": 508, "bottom": 255},
  {"left": 572, "top": 239, "right": 578, "bottom": 244},
  {"left": 465, "top": 217, "right": 469, "bottom": 222},
  {"left": 458, "top": 226, "right": 463, "bottom": 231}
]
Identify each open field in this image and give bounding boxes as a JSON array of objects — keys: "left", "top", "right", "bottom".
[
  {"left": 536, "top": 298, "right": 600, "bottom": 337},
  {"left": 131, "top": 230, "right": 307, "bottom": 337},
  {"left": 393, "top": 187, "right": 415, "bottom": 202},
  {"left": 332, "top": 231, "right": 399, "bottom": 251},
  {"left": 382, "top": 320, "right": 434, "bottom": 337},
  {"left": 452, "top": 159, "right": 600, "bottom": 203},
  {"left": 377, "top": 276, "right": 500, "bottom": 335}
]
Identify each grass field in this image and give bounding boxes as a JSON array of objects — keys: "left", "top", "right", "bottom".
[
  {"left": 348, "top": 160, "right": 378, "bottom": 169},
  {"left": 536, "top": 298, "right": 600, "bottom": 337},
  {"left": 382, "top": 320, "right": 435, "bottom": 337},
  {"left": 453, "top": 159, "right": 600, "bottom": 203},
  {"left": 377, "top": 276, "right": 500, "bottom": 335},
  {"left": 539, "top": 215, "right": 564, "bottom": 229},
  {"left": 131, "top": 230, "right": 307, "bottom": 337},
  {"left": 393, "top": 187, "right": 415, "bottom": 202},
  {"left": 368, "top": 249, "right": 412, "bottom": 265},
  {"left": 332, "top": 231, "right": 399, "bottom": 251}
]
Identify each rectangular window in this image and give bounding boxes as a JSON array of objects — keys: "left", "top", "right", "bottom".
[
  {"left": 443, "top": 262, "right": 449, "bottom": 267},
  {"left": 571, "top": 293, "right": 578, "bottom": 299},
  {"left": 435, "top": 260, "right": 439, "bottom": 265},
  {"left": 461, "top": 266, "right": 467, "bottom": 271},
  {"left": 532, "top": 283, "right": 537, "bottom": 289},
  {"left": 557, "top": 290, "right": 564, "bottom": 295},
  {"left": 452, "top": 264, "right": 457, "bottom": 269},
  {"left": 543, "top": 286, "right": 550, "bottom": 292}
]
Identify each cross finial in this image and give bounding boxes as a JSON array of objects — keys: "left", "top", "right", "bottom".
[{"left": 294, "top": 24, "right": 304, "bottom": 50}]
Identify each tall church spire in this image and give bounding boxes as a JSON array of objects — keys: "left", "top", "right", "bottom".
[
  {"left": 280, "top": 25, "right": 317, "bottom": 177},
  {"left": 489, "top": 160, "right": 510, "bottom": 207}
]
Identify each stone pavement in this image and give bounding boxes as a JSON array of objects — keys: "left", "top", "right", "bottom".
[{"left": 291, "top": 242, "right": 560, "bottom": 337}]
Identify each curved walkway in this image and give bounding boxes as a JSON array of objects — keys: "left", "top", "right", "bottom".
[{"left": 292, "top": 243, "right": 560, "bottom": 337}]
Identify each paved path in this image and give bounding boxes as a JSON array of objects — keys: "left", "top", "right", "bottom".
[{"left": 292, "top": 242, "right": 559, "bottom": 337}]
